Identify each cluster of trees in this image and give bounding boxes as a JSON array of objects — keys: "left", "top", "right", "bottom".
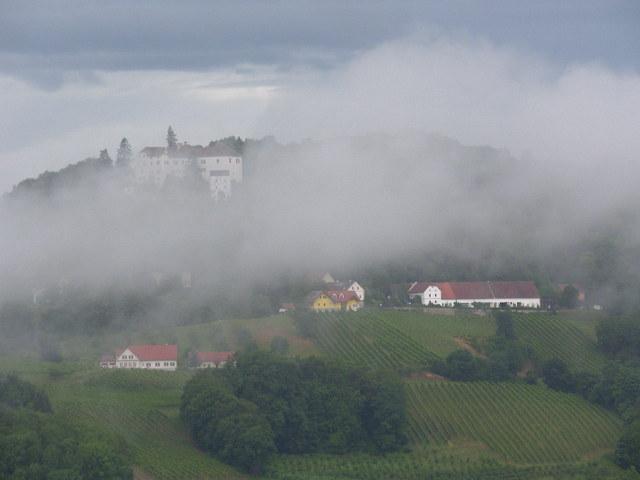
[
  {"left": 181, "top": 351, "right": 407, "bottom": 473},
  {"left": 432, "top": 312, "right": 535, "bottom": 382},
  {"left": 596, "top": 316, "right": 640, "bottom": 359},
  {"left": 0, "top": 374, "right": 132, "bottom": 479}
]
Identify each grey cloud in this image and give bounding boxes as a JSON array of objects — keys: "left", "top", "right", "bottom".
[{"left": 1, "top": 0, "right": 639, "bottom": 88}]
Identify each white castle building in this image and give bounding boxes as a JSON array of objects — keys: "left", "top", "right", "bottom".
[{"left": 131, "top": 142, "right": 242, "bottom": 199}]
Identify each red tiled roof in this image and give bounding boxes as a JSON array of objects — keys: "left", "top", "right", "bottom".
[
  {"left": 439, "top": 282, "right": 456, "bottom": 300},
  {"left": 196, "top": 351, "right": 234, "bottom": 364},
  {"left": 326, "top": 290, "right": 358, "bottom": 304},
  {"left": 490, "top": 281, "right": 540, "bottom": 299},
  {"left": 127, "top": 344, "right": 178, "bottom": 361},
  {"left": 449, "top": 282, "right": 494, "bottom": 300},
  {"left": 408, "top": 281, "right": 539, "bottom": 300}
]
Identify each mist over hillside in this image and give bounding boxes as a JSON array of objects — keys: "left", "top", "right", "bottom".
[{"left": 2, "top": 130, "right": 639, "bottom": 314}]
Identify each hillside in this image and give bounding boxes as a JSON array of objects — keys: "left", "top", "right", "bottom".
[{"left": 0, "top": 309, "right": 631, "bottom": 479}]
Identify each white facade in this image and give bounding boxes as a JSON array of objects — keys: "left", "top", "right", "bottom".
[
  {"left": 131, "top": 147, "right": 242, "bottom": 200},
  {"left": 198, "top": 360, "right": 229, "bottom": 369},
  {"left": 409, "top": 285, "right": 541, "bottom": 309},
  {"left": 115, "top": 349, "right": 177, "bottom": 371},
  {"left": 347, "top": 281, "right": 366, "bottom": 301}
]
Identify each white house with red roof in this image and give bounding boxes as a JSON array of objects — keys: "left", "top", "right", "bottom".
[
  {"left": 112, "top": 344, "right": 178, "bottom": 371},
  {"left": 195, "top": 351, "right": 235, "bottom": 369},
  {"left": 408, "top": 281, "right": 540, "bottom": 308}
]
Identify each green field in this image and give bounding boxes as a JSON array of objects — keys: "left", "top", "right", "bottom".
[
  {"left": 312, "top": 310, "right": 496, "bottom": 371},
  {"left": 406, "top": 380, "right": 621, "bottom": 464},
  {"left": 0, "top": 360, "right": 246, "bottom": 480},
  {"left": 265, "top": 451, "right": 631, "bottom": 480},
  {"left": 512, "top": 313, "right": 607, "bottom": 372}
]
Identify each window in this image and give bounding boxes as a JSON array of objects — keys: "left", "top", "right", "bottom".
[
  {"left": 170, "top": 362, "right": 175, "bottom": 366},
  {"left": 155, "top": 362, "right": 160, "bottom": 367},
  {"left": 147, "top": 363, "right": 151, "bottom": 367},
  {"left": 236, "top": 158, "right": 240, "bottom": 164},
  {"left": 200, "top": 159, "right": 206, "bottom": 164}
]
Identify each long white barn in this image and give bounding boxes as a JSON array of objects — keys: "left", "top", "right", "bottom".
[
  {"left": 131, "top": 143, "right": 242, "bottom": 199},
  {"left": 408, "top": 281, "right": 541, "bottom": 308}
]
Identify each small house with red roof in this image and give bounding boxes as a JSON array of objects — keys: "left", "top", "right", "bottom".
[
  {"left": 195, "top": 351, "right": 235, "bottom": 369},
  {"left": 408, "top": 281, "right": 540, "bottom": 308},
  {"left": 111, "top": 344, "right": 178, "bottom": 371}
]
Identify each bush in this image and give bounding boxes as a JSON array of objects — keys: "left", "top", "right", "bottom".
[{"left": 542, "top": 358, "right": 576, "bottom": 393}]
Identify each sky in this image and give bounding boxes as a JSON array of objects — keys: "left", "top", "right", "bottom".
[{"left": 1, "top": 0, "right": 639, "bottom": 193}]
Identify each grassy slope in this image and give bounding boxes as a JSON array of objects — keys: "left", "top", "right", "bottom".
[
  {"left": 312, "top": 310, "right": 495, "bottom": 370},
  {"left": 406, "top": 380, "right": 621, "bottom": 464},
  {"left": 512, "top": 312, "right": 607, "bottom": 372},
  {"left": 0, "top": 359, "right": 245, "bottom": 480},
  {"left": 0, "top": 309, "right": 628, "bottom": 480}
]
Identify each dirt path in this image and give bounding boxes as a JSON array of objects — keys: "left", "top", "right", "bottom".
[{"left": 453, "top": 337, "right": 487, "bottom": 358}]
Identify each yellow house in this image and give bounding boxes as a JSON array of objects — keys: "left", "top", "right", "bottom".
[
  {"left": 308, "top": 290, "right": 363, "bottom": 312},
  {"left": 308, "top": 291, "right": 342, "bottom": 312}
]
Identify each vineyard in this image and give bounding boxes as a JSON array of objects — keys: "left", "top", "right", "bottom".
[
  {"left": 312, "top": 311, "right": 441, "bottom": 370},
  {"left": 266, "top": 451, "right": 630, "bottom": 480},
  {"left": 46, "top": 371, "right": 246, "bottom": 480},
  {"left": 512, "top": 314, "right": 606, "bottom": 372},
  {"left": 406, "top": 380, "right": 621, "bottom": 464}
]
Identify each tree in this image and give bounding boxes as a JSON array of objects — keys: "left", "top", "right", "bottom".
[
  {"left": 542, "top": 358, "right": 575, "bottom": 392},
  {"left": 217, "top": 412, "right": 276, "bottom": 474},
  {"left": 167, "top": 126, "right": 177, "bottom": 153},
  {"left": 445, "top": 350, "right": 482, "bottom": 381},
  {"left": 116, "top": 138, "right": 132, "bottom": 168},
  {"left": 494, "top": 310, "right": 515, "bottom": 340},
  {"left": 559, "top": 285, "right": 579, "bottom": 309},
  {"left": 98, "top": 149, "right": 112, "bottom": 166},
  {"left": 616, "top": 420, "right": 640, "bottom": 470}
]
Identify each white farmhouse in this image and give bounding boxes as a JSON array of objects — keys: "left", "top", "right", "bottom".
[
  {"left": 345, "top": 281, "right": 366, "bottom": 301},
  {"left": 110, "top": 344, "right": 178, "bottom": 371},
  {"left": 131, "top": 142, "right": 242, "bottom": 199},
  {"left": 408, "top": 281, "right": 540, "bottom": 309}
]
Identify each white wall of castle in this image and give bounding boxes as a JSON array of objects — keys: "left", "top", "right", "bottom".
[{"left": 131, "top": 153, "right": 242, "bottom": 199}]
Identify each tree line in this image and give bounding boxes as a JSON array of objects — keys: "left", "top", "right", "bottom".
[
  {"left": 180, "top": 351, "right": 407, "bottom": 473},
  {"left": 0, "top": 374, "right": 132, "bottom": 479}
]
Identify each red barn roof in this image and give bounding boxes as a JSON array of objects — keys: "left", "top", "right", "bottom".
[
  {"left": 125, "top": 344, "right": 178, "bottom": 361},
  {"left": 196, "top": 351, "right": 234, "bottom": 364},
  {"left": 408, "top": 281, "right": 539, "bottom": 300},
  {"left": 490, "top": 281, "right": 540, "bottom": 299}
]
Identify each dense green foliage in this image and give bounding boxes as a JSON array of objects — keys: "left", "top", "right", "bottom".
[
  {"left": 0, "top": 374, "right": 132, "bottom": 480},
  {"left": 181, "top": 352, "right": 407, "bottom": 472},
  {"left": 0, "top": 374, "right": 51, "bottom": 412},
  {"left": 596, "top": 316, "right": 640, "bottom": 359}
]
